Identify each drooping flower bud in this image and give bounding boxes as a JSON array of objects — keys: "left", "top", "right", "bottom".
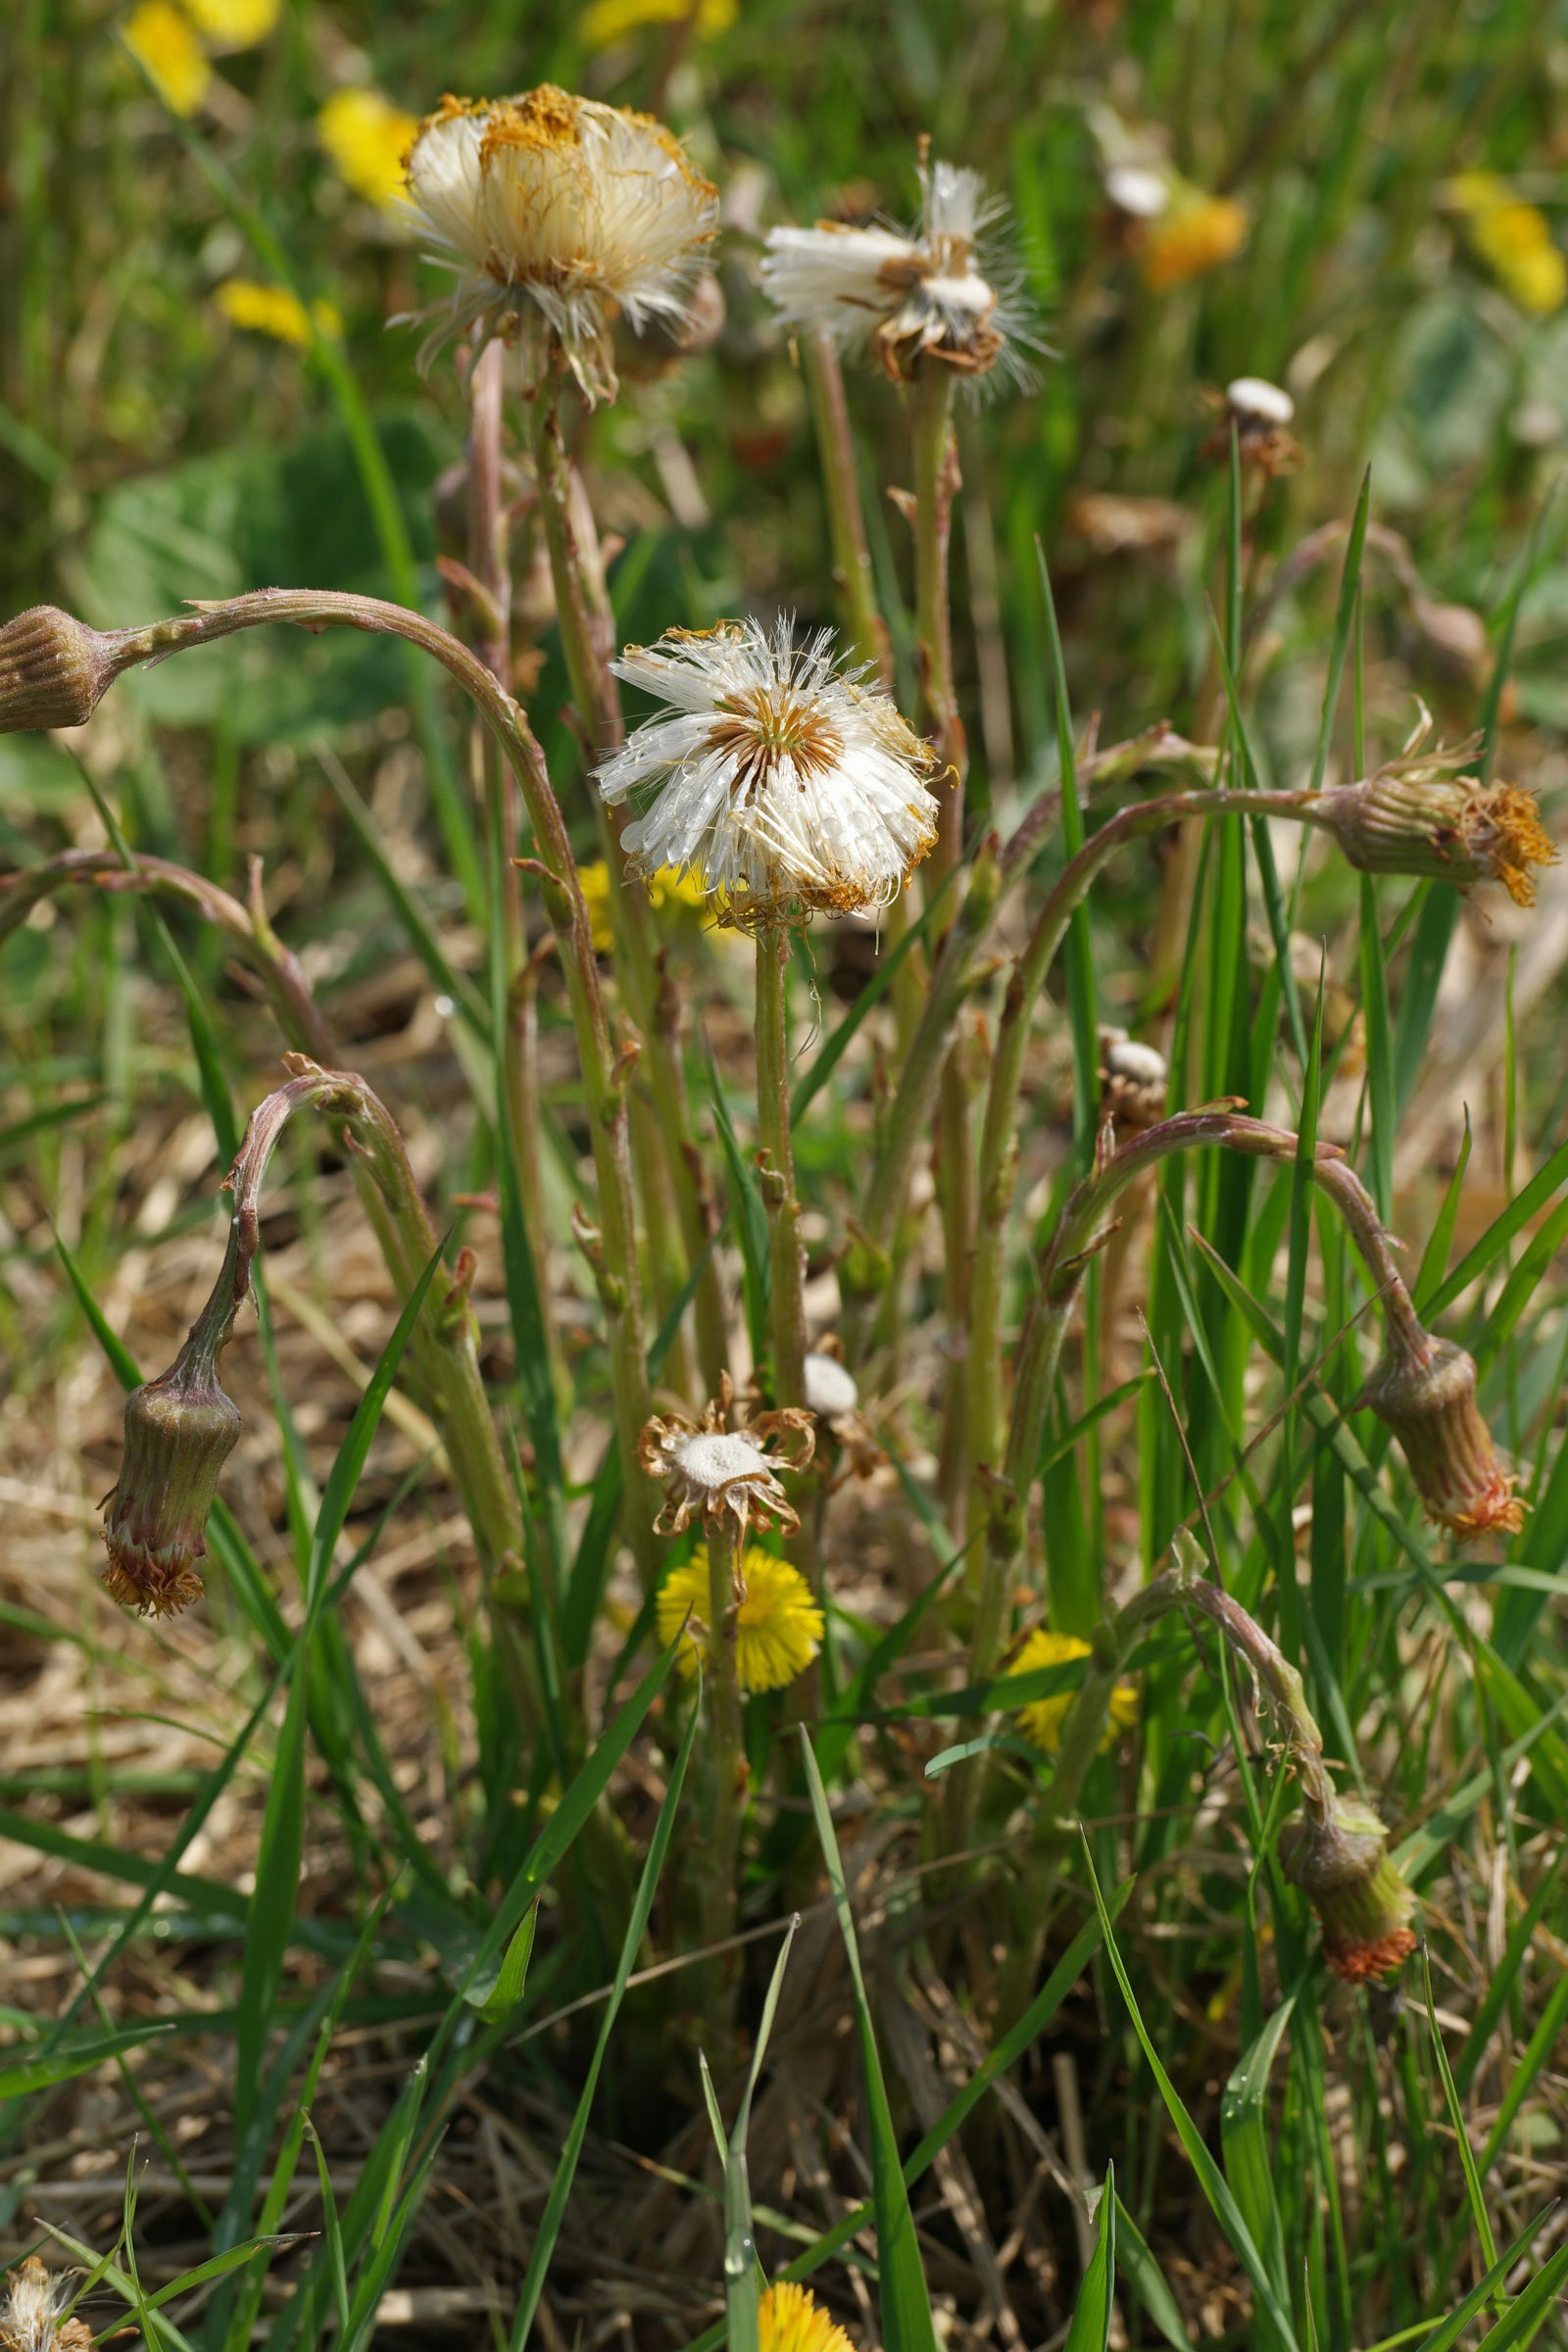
[
  {"left": 1282, "top": 1793, "right": 1418, "bottom": 1984},
  {"left": 1315, "top": 728, "right": 1556, "bottom": 906},
  {"left": 102, "top": 1348, "right": 242, "bottom": 1617},
  {"left": 101, "top": 1195, "right": 257, "bottom": 1617},
  {"left": 0, "top": 606, "right": 119, "bottom": 733},
  {"left": 1362, "top": 1324, "right": 1523, "bottom": 1539}
]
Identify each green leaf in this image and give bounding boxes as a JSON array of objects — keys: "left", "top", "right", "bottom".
[
  {"left": 800, "top": 1729, "right": 937, "bottom": 2352},
  {"left": 1082, "top": 1836, "right": 1302, "bottom": 2352},
  {"left": 508, "top": 1690, "right": 702, "bottom": 2351},
  {"left": 1061, "top": 2166, "right": 1115, "bottom": 2352},
  {"left": 475, "top": 1906, "right": 538, "bottom": 2026},
  {"left": 0, "top": 2021, "right": 178, "bottom": 2098}
]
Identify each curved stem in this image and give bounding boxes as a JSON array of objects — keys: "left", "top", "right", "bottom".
[{"left": 80, "top": 585, "right": 660, "bottom": 1584}]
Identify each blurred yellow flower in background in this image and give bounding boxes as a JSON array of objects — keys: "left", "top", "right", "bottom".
[
  {"left": 1450, "top": 171, "right": 1565, "bottom": 315},
  {"left": 318, "top": 88, "right": 420, "bottom": 211},
  {"left": 1007, "top": 1627, "right": 1138, "bottom": 1755},
  {"left": 181, "top": 0, "right": 279, "bottom": 48},
  {"left": 123, "top": 0, "right": 210, "bottom": 115},
  {"left": 1140, "top": 185, "right": 1248, "bottom": 292},
  {"left": 656, "top": 1545, "right": 823, "bottom": 1693},
  {"left": 579, "top": 858, "right": 710, "bottom": 951},
  {"left": 583, "top": 0, "right": 738, "bottom": 45},
  {"left": 215, "top": 279, "right": 341, "bottom": 345}
]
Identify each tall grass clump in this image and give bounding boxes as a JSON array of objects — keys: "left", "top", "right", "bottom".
[{"left": 3, "top": 4, "right": 1568, "bottom": 2346}]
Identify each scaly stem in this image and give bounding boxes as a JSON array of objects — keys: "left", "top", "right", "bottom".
[
  {"left": 80, "top": 584, "right": 660, "bottom": 1588},
  {"left": 912, "top": 366, "right": 972, "bottom": 1512},
  {"left": 755, "top": 923, "right": 808, "bottom": 1408},
  {"left": 527, "top": 381, "right": 729, "bottom": 1395},
  {"left": 804, "top": 329, "right": 893, "bottom": 686},
  {"left": 700, "top": 1510, "right": 745, "bottom": 2037},
  {"left": 1, "top": 850, "right": 527, "bottom": 1581},
  {"left": 983, "top": 1110, "right": 1429, "bottom": 1681}
]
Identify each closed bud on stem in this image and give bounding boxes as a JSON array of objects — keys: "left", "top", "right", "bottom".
[
  {"left": 0, "top": 606, "right": 121, "bottom": 733},
  {"left": 102, "top": 1214, "right": 251, "bottom": 1616},
  {"left": 1362, "top": 1325, "right": 1523, "bottom": 1538},
  {"left": 1282, "top": 1793, "right": 1418, "bottom": 1984}
]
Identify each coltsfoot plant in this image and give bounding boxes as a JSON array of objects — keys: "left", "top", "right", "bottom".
[{"left": 4, "top": 34, "right": 1565, "bottom": 2352}]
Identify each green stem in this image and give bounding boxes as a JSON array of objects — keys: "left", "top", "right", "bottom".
[
  {"left": 756, "top": 923, "right": 808, "bottom": 1408},
  {"left": 804, "top": 330, "right": 893, "bottom": 687},
  {"left": 89, "top": 585, "right": 660, "bottom": 1588},
  {"left": 527, "top": 382, "right": 729, "bottom": 1396},
  {"left": 701, "top": 1510, "right": 745, "bottom": 2034}
]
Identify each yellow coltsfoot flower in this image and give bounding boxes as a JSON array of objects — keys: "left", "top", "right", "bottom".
[
  {"left": 1139, "top": 183, "right": 1248, "bottom": 291},
  {"left": 319, "top": 87, "right": 420, "bottom": 212},
  {"left": 122, "top": 0, "right": 210, "bottom": 115},
  {"left": 657, "top": 1545, "right": 823, "bottom": 1694},
  {"left": 1007, "top": 1627, "right": 1137, "bottom": 1756},
  {"left": 757, "top": 2281, "right": 854, "bottom": 2352},
  {"left": 214, "top": 279, "right": 340, "bottom": 347},
  {"left": 181, "top": 0, "right": 279, "bottom": 48}
]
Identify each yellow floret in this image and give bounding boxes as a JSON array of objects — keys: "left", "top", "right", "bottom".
[
  {"left": 583, "top": 0, "right": 737, "bottom": 45},
  {"left": 319, "top": 87, "right": 420, "bottom": 211},
  {"left": 123, "top": 0, "right": 210, "bottom": 116},
  {"left": 1007, "top": 1627, "right": 1138, "bottom": 1755},
  {"left": 657, "top": 1546, "right": 823, "bottom": 1694}
]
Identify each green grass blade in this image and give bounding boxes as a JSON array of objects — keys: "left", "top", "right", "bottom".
[
  {"left": 1062, "top": 2165, "right": 1115, "bottom": 2352},
  {"left": 1082, "top": 1836, "right": 1302, "bottom": 2352},
  {"left": 508, "top": 1690, "right": 701, "bottom": 2351},
  {"left": 800, "top": 1727, "right": 937, "bottom": 2352}
]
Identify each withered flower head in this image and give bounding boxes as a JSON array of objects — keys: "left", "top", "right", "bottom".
[
  {"left": 800, "top": 1347, "right": 883, "bottom": 1484},
  {"left": 1098, "top": 1027, "right": 1168, "bottom": 1132},
  {"left": 1, "top": 2256, "right": 91, "bottom": 2352},
  {"left": 760, "top": 149, "right": 1038, "bottom": 389},
  {"left": 1282, "top": 1793, "right": 1418, "bottom": 1984},
  {"left": 1362, "top": 1323, "right": 1523, "bottom": 1540},
  {"left": 638, "top": 1374, "right": 813, "bottom": 1537},
  {"left": 595, "top": 617, "right": 940, "bottom": 929},
  {"left": 401, "top": 85, "right": 718, "bottom": 405},
  {"left": 1316, "top": 713, "right": 1556, "bottom": 907},
  {"left": 1201, "top": 374, "right": 1299, "bottom": 473},
  {"left": 0, "top": 606, "right": 120, "bottom": 734}
]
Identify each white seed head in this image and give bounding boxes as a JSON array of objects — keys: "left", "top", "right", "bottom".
[
  {"left": 760, "top": 153, "right": 1038, "bottom": 388},
  {"left": 402, "top": 87, "right": 717, "bottom": 404},
  {"left": 1226, "top": 375, "right": 1295, "bottom": 426},
  {"left": 596, "top": 616, "right": 941, "bottom": 927},
  {"left": 804, "top": 1350, "right": 859, "bottom": 1419},
  {"left": 1104, "top": 165, "right": 1169, "bottom": 220},
  {"left": 1103, "top": 1037, "right": 1167, "bottom": 1089}
]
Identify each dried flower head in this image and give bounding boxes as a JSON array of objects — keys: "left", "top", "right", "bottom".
[
  {"left": 639, "top": 1377, "right": 813, "bottom": 1537},
  {"left": 1362, "top": 1323, "right": 1524, "bottom": 1539},
  {"left": 760, "top": 150, "right": 1037, "bottom": 388},
  {"left": 758, "top": 2281, "right": 854, "bottom": 2352},
  {"left": 1007, "top": 1628, "right": 1138, "bottom": 1756},
  {"left": 1203, "top": 375, "right": 1300, "bottom": 474},
  {"left": 0, "top": 606, "right": 119, "bottom": 733},
  {"left": 401, "top": 85, "right": 717, "bottom": 404},
  {"left": 1282, "top": 1793, "right": 1418, "bottom": 1984},
  {"left": 596, "top": 617, "right": 941, "bottom": 928},
  {"left": 656, "top": 1544, "right": 823, "bottom": 1692},
  {"left": 1, "top": 2257, "right": 91, "bottom": 2352},
  {"left": 1098, "top": 1028, "right": 1168, "bottom": 1132},
  {"left": 801, "top": 1348, "right": 883, "bottom": 1482},
  {"left": 1316, "top": 715, "right": 1556, "bottom": 907}
]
